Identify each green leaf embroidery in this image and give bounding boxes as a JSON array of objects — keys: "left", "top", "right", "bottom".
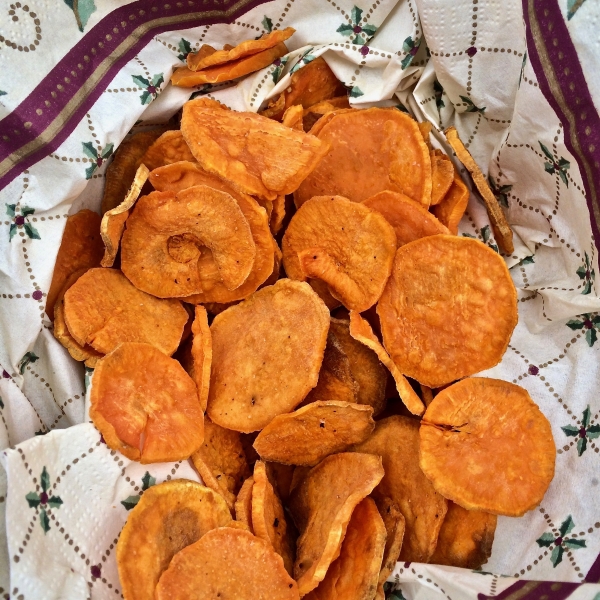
[
  {"left": 132, "top": 75, "right": 150, "bottom": 88},
  {"left": 64, "top": 0, "right": 96, "bottom": 32},
  {"left": 536, "top": 532, "right": 555, "bottom": 547},
  {"left": 101, "top": 143, "right": 114, "bottom": 160},
  {"left": 336, "top": 23, "right": 354, "bottom": 35},
  {"left": 517, "top": 255, "right": 535, "bottom": 266},
  {"left": 24, "top": 223, "right": 40, "bottom": 240},
  {"left": 577, "top": 437, "right": 587, "bottom": 456},
  {"left": 582, "top": 406, "right": 591, "bottom": 428},
  {"left": 5, "top": 204, "right": 15, "bottom": 218},
  {"left": 39, "top": 509, "right": 50, "bottom": 533},
  {"left": 178, "top": 38, "right": 192, "bottom": 61},
  {"left": 26, "top": 492, "right": 40, "bottom": 508},
  {"left": 140, "top": 91, "right": 151, "bottom": 105},
  {"left": 142, "top": 472, "right": 156, "bottom": 491},
  {"left": 41, "top": 467, "right": 50, "bottom": 492},
  {"left": 362, "top": 24, "right": 377, "bottom": 36},
  {"left": 82, "top": 142, "right": 98, "bottom": 159},
  {"left": 586, "top": 327, "right": 597, "bottom": 347},
  {"left": 349, "top": 86, "right": 364, "bottom": 98},
  {"left": 19, "top": 351, "right": 39, "bottom": 374},
  {"left": 85, "top": 164, "right": 96, "bottom": 180},
  {"left": 0, "top": 90, "right": 6, "bottom": 97},
  {"left": 262, "top": 16, "right": 273, "bottom": 32},
  {"left": 121, "top": 495, "right": 140, "bottom": 511},
  {"left": 550, "top": 544, "right": 564, "bottom": 567},
  {"left": 587, "top": 424, "right": 600, "bottom": 438},
  {"left": 559, "top": 515, "right": 575, "bottom": 537},
  {"left": 48, "top": 496, "right": 64, "bottom": 509},
  {"left": 539, "top": 142, "right": 554, "bottom": 161},
  {"left": 568, "top": 0, "right": 589, "bottom": 20},
  {"left": 9, "top": 223, "right": 16, "bottom": 241},
  {"left": 21, "top": 206, "right": 35, "bottom": 217},
  {"left": 565, "top": 319, "right": 585, "bottom": 330},
  {"left": 564, "top": 538, "right": 586, "bottom": 549},
  {"left": 561, "top": 425, "right": 579, "bottom": 437}
]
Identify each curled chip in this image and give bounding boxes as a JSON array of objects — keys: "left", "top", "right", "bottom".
[
  {"left": 117, "top": 480, "right": 232, "bottom": 600},
  {"left": 181, "top": 100, "right": 330, "bottom": 200},
  {"left": 253, "top": 401, "right": 375, "bottom": 466},
  {"left": 376, "top": 497, "right": 405, "bottom": 588},
  {"left": 420, "top": 378, "right": 556, "bottom": 517},
  {"left": 190, "top": 306, "right": 212, "bottom": 412},
  {"left": 207, "top": 279, "right": 330, "bottom": 432},
  {"left": 235, "top": 476, "right": 255, "bottom": 532},
  {"left": 46, "top": 209, "right": 104, "bottom": 321},
  {"left": 430, "top": 150, "right": 455, "bottom": 205},
  {"left": 100, "top": 164, "right": 149, "bottom": 268},
  {"left": 191, "top": 417, "right": 250, "bottom": 512},
  {"left": 431, "top": 174, "right": 470, "bottom": 235},
  {"left": 282, "top": 105, "right": 304, "bottom": 131},
  {"left": 302, "top": 97, "right": 351, "bottom": 132},
  {"left": 353, "top": 416, "right": 448, "bottom": 563},
  {"left": 252, "top": 461, "right": 296, "bottom": 574},
  {"left": 377, "top": 235, "right": 518, "bottom": 388},
  {"left": 430, "top": 502, "right": 497, "bottom": 569},
  {"left": 141, "top": 130, "right": 196, "bottom": 171},
  {"left": 63, "top": 268, "right": 188, "bottom": 355},
  {"left": 349, "top": 311, "right": 424, "bottom": 416},
  {"left": 121, "top": 186, "right": 256, "bottom": 298},
  {"left": 270, "top": 194, "right": 287, "bottom": 235},
  {"left": 266, "top": 462, "right": 295, "bottom": 502},
  {"left": 289, "top": 452, "right": 384, "bottom": 596},
  {"left": 362, "top": 190, "right": 450, "bottom": 247},
  {"left": 295, "top": 108, "right": 432, "bottom": 207},
  {"left": 90, "top": 342, "right": 204, "bottom": 463},
  {"left": 282, "top": 196, "right": 396, "bottom": 312},
  {"left": 155, "top": 528, "right": 299, "bottom": 600}
]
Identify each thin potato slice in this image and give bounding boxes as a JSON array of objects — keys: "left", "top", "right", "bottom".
[
  {"left": 418, "top": 121, "right": 433, "bottom": 150},
  {"left": 270, "top": 194, "right": 287, "bottom": 235},
  {"left": 353, "top": 416, "right": 448, "bottom": 563},
  {"left": 431, "top": 174, "right": 470, "bottom": 235},
  {"left": 191, "top": 305, "right": 212, "bottom": 411},
  {"left": 141, "top": 130, "right": 196, "bottom": 171},
  {"left": 63, "top": 268, "right": 188, "bottom": 355},
  {"left": 181, "top": 100, "right": 330, "bottom": 200},
  {"left": 420, "top": 378, "right": 556, "bottom": 516},
  {"left": 308, "top": 278, "right": 342, "bottom": 310},
  {"left": 155, "top": 527, "right": 299, "bottom": 600},
  {"left": 281, "top": 105, "right": 304, "bottom": 131},
  {"left": 302, "top": 97, "right": 351, "bottom": 132},
  {"left": 253, "top": 401, "right": 375, "bottom": 466},
  {"left": 377, "top": 235, "right": 518, "bottom": 387},
  {"left": 208, "top": 279, "right": 330, "bottom": 432},
  {"left": 235, "top": 476, "right": 254, "bottom": 532},
  {"left": 430, "top": 150, "right": 455, "bottom": 205},
  {"left": 90, "top": 342, "right": 204, "bottom": 463},
  {"left": 376, "top": 497, "right": 405, "bottom": 586},
  {"left": 266, "top": 462, "right": 296, "bottom": 502},
  {"left": 289, "top": 452, "right": 384, "bottom": 596},
  {"left": 282, "top": 196, "right": 396, "bottom": 312},
  {"left": 429, "top": 502, "right": 497, "bottom": 569},
  {"left": 117, "top": 480, "right": 232, "bottom": 600}
]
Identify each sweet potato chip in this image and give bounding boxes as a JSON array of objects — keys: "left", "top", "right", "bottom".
[
  {"left": 420, "top": 378, "right": 556, "bottom": 517},
  {"left": 191, "top": 417, "right": 250, "bottom": 512},
  {"left": 266, "top": 462, "right": 295, "bottom": 502},
  {"left": 289, "top": 452, "right": 384, "bottom": 596},
  {"left": 63, "top": 268, "right": 188, "bottom": 355},
  {"left": 191, "top": 305, "right": 212, "bottom": 411},
  {"left": 121, "top": 186, "right": 256, "bottom": 298},
  {"left": 208, "top": 279, "right": 330, "bottom": 432},
  {"left": 445, "top": 126, "right": 513, "bottom": 253},
  {"left": 100, "top": 164, "right": 149, "bottom": 268},
  {"left": 90, "top": 342, "right": 204, "bottom": 463},
  {"left": 431, "top": 174, "right": 470, "bottom": 235},
  {"left": 281, "top": 105, "right": 304, "bottom": 131},
  {"left": 282, "top": 196, "right": 396, "bottom": 312},
  {"left": 252, "top": 461, "right": 296, "bottom": 574},
  {"left": 302, "top": 97, "right": 351, "bottom": 132},
  {"left": 430, "top": 150, "right": 455, "bottom": 205},
  {"left": 376, "top": 497, "right": 405, "bottom": 587},
  {"left": 295, "top": 108, "right": 432, "bottom": 207},
  {"left": 187, "top": 43, "right": 217, "bottom": 67},
  {"left": 377, "top": 235, "right": 517, "bottom": 387},
  {"left": 46, "top": 209, "right": 103, "bottom": 320},
  {"left": 353, "top": 416, "right": 448, "bottom": 563},
  {"left": 349, "top": 311, "right": 424, "bottom": 416},
  {"left": 235, "top": 476, "right": 255, "bottom": 532},
  {"left": 429, "top": 502, "right": 497, "bottom": 569},
  {"left": 308, "top": 278, "right": 342, "bottom": 310},
  {"left": 253, "top": 401, "right": 375, "bottom": 466},
  {"left": 270, "top": 194, "right": 287, "bottom": 235},
  {"left": 418, "top": 121, "right": 433, "bottom": 150},
  {"left": 181, "top": 100, "right": 330, "bottom": 200},
  {"left": 117, "top": 480, "right": 232, "bottom": 600},
  {"left": 141, "top": 130, "right": 196, "bottom": 172},
  {"left": 155, "top": 527, "right": 299, "bottom": 600},
  {"left": 305, "top": 497, "right": 386, "bottom": 600},
  {"left": 362, "top": 190, "right": 450, "bottom": 247},
  {"left": 420, "top": 384, "right": 435, "bottom": 407}
]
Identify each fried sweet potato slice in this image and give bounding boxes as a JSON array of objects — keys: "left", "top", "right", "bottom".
[
  {"left": 282, "top": 196, "right": 396, "bottom": 312},
  {"left": 191, "top": 417, "right": 250, "bottom": 512},
  {"left": 117, "top": 480, "right": 232, "bottom": 600},
  {"left": 181, "top": 100, "right": 330, "bottom": 200},
  {"left": 235, "top": 476, "right": 254, "bottom": 532},
  {"left": 289, "top": 452, "right": 384, "bottom": 596},
  {"left": 302, "top": 97, "right": 351, "bottom": 132},
  {"left": 90, "top": 342, "right": 204, "bottom": 463},
  {"left": 295, "top": 108, "right": 432, "bottom": 207},
  {"left": 430, "top": 150, "right": 455, "bottom": 205},
  {"left": 46, "top": 209, "right": 103, "bottom": 320},
  {"left": 253, "top": 401, "right": 375, "bottom": 466},
  {"left": 155, "top": 528, "right": 300, "bottom": 600},
  {"left": 270, "top": 194, "right": 287, "bottom": 235},
  {"left": 376, "top": 497, "right": 405, "bottom": 587},
  {"left": 120, "top": 186, "right": 256, "bottom": 298},
  {"left": 63, "top": 268, "right": 188, "bottom": 355},
  {"left": 141, "top": 130, "right": 196, "bottom": 172},
  {"left": 282, "top": 105, "right": 304, "bottom": 131},
  {"left": 190, "top": 305, "right": 211, "bottom": 411},
  {"left": 431, "top": 174, "right": 470, "bottom": 235},
  {"left": 353, "top": 416, "right": 448, "bottom": 563},
  {"left": 420, "top": 378, "right": 556, "bottom": 517},
  {"left": 362, "top": 190, "right": 450, "bottom": 247},
  {"left": 377, "top": 235, "right": 517, "bottom": 387},
  {"left": 208, "top": 279, "right": 330, "bottom": 432},
  {"left": 266, "top": 462, "right": 295, "bottom": 503}
]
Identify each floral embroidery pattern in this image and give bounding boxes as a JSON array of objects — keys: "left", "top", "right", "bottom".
[
  {"left": 83, "top": 142, "right": 114, "bottom": 179},
  {"left": 6, "top": 205, "right": 40, "bottom": 241},
  {"left": 290, "top": 48, "right": 316, "bottom": 74},
  {"left": 63, "top": 0, "right": 96, "bottom": 32},
  {"left": 566, "top": 313, "right": 600, "bottom": 347},
  {"left": 349, "top": 86, "right": 364, "bottom": 98},
  {"left": 121, "top": 472, "right": 156, "bottom": 510},
  {"left": 271, "top": 56, "right": 289, "bottom": 83},
  {"left": 460, "top": 94, "right": 486, "bottom": 114},
  {"left": 539, "top": 142, "right": 570, "bottom": 186},
  {"left": 262, "top": 16, "right": 273, "bottom": 33},
  {"left": 336, "top": 6, "right": 378, "bottom": 45},
  {"left": 132, "top": 74, "right": 164, "bottom": 105},
  {"left": 536, "top": 516, "right": 586, "bottom": 567},
  {"left": 562, "top": 406, "right": 600, "bottom": 456},
  {"left": 401, "top": 36, "right": 420, "bottom": 69},
  {"left": 463, "top": 225, "right": 498, "bottom": 253},
  {"left": 19, "top": 351, "right": 39, "bottom": 374},
  {"left": 26, "top": 467, "right": 63, "bottom": 533},
  {"left": 488, "top": 177, "right": 512, "bottom": 208},
  {"left": 177, "top": 39, "right": 192, "bottom": 62},
  {"left": 576, "top": 252, "right": 595, "bottom": 295},
  {"left": 567, "top": 0, "right": 588, "bottom": 20}
]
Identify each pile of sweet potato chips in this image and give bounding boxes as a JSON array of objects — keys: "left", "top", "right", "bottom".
[{"left": 47, "top": 31, "right": 555, "bottom": 599}]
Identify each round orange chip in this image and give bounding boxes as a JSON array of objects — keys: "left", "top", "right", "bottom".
[
  {"left": 377, "top": 235, "right": 518, "bottom": 387},
  {"left": 420, "top": 378, "right": 556, "bottom": 517},
  {"left": 140, "top": 130, "right": 196, "bottom": 172},
  {"left": 90, "top": 342, "right": 204, "bottom": 463},
  {"left": 155, "top": 527, "right": 300, "bottom": 600},
  {"left": 431, "top": 174, "right": 470, "bottom": 235}
]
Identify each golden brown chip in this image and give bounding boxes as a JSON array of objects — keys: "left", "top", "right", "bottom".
[
  {"left": 420, "top": 384, "right": 435, "bottom": 407},
  {"left": 308, "top": 278, "right": 342, "bottom": 310},
  {"left": 362, "top": 190, "right": 450, "bottom": 247},
  {"left": 349, "top": 311, "right": 424, "bottom": 416},
  {"left": 270, "top": 194, "right": 287, "bottom": 235},
  {"left": 377, "top": 235, "right": 518, "bottom": 387},
  {"left": 63, "top": 268, "right": 188, "bottom": 355},
  {"left": 235, "top": 476, "right": 255, "bottom": 532},
  {"left": 120, "top": 186, "right": 256, "bottom": 298},
  {"left": 253, "top": 401, "right": 375, "bottom": 466},
  {"left": 302, "top": 97, "right": 351, "bottom": 132},
  {"left": 282, "top": 196, "right": 396, "bottom": 312},
  {"left": 181, "top": 100, "right": 330, "bottom": 200},
  {"left": 90, "top": 342, "right": 204, "bottom": 463},
  {"left": 376, "top": 497, "right": 405, "bottom": 586},
  {"left": 207, "top": 279, "right": 330, "bottom": 432},
  {"left": 141, "top": 130, "right": 196, "bottom": 172},
  {"left": 281, "top": 105, "right": 305, "bottom": 131},
  {"left": 155, "top": 527, "right": 300, "bottom": 600},
  {"left": 445, "top": 126, "right": 513, "bottom": 253},
  {"left": 117, "top": 480, "right": 233, "bottom": 600},
  {"left": 353, "top": 416, "right": 448, "bottom": 563},
  {"left": 100, "top": 164, "right": 149, "bottom": 268},
  {"left": 431, "top": 174, "right": 470, "bottom": 235},
  {"left": 429, "top": 502, "right": 497, "bottom": 569},
  {"left": 430, "top": 150, "right": 455, "bottom": 206},
  {"left": 187, "top": 43, "right": 217, "bottom": 67},
  {"left": 289, "top": 452, "right": 384, "bottom": 596},
  {"left": 191, "top": 305, "right": 212, "bottom": 412},
  {"left": 295, "top": 108, "right": 432, "bottom": 208},
  {"left": 420, "top": 378, "right": 556, "bottom": 516},
  {"left": 191, "top": 417, "right": 250, "bottom": 512},
  {"left": 418, "top": 121, "right": 433, "bottom": 150},
  {"left": 46, "top": 209, "right": 104, "bottom": 321},
  {"left": 266, "top": 462, "right": 296, "bottom": 503}
]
